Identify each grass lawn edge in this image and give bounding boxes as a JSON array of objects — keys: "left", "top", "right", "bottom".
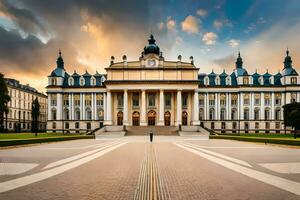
[
  {"left": 0, "top": 135, "right": 94, "bottom": 147},
  {"left": 210, "top": 135, "right": 300, "bottom": 146}
]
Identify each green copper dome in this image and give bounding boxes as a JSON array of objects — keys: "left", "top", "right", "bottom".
[{"left": 143, "top": 34, "right": 160, "bottom": 55}]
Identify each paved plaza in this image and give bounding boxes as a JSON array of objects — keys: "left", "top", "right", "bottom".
[{"left": 1, "top": 136, "right": 300, "bottom": 200}]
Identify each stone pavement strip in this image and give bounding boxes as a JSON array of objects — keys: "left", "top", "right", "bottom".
[{"left": 134, "top": 143, "right": 170, "bottom": 200}]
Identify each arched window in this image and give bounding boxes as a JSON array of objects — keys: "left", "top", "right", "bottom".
[
  {"left": 226, "top": 76, "right": 231, "bottom": 85},
  {"left": 51, "top": 108, "right": 57, "bottom": 120},
  {"left": 265, "top": 108, "right": 270, "bottom": 120},
  {"left": 63, "top": 108, "right": 69, "bottom": 120},
  {"left": 91, "top": 77, "right": 96, "bottom": 86},
  {"left": 231, "top": 108, "right": 237, "bottom": 120},
  {"left": 220, "top": 108, "right": 226, "bottom": 120},
  {"left": 75, "top": 109, "right": 80, "bottom": 120},
  {"left": 101, "top": 76, "right": 106, "bottom": 85},
  {"left": 51, "top": 78, "right": 57, "bottom": 86},
  {"left": 97, "top": 109, "right": 104, "bottom": 120},
  {"left": 80, "top": 77, "right": 85, "bottom": 86},
  {"left": 199, "top": 108, "right": 204, "bottom": 120},
  {"left": 209, "top": 108, "right": 215, "bottom": 120},
  {"left": 254, "top": 108, "right": 260, "bottom": 120},
  {"left": 275, "top": 108, "right": 281, "bottom": 120},
  {"left": 244, "top": 108, "right": 249, "bottom": 120},
  {"left": 204, "top": 76, "right": 209, "bottom": 85},
  {"left": 86, "top": 109, "right": 92, "bottom": 120},
  {"left": 68, "top": 77, "right": 74, "bottom": 86}
]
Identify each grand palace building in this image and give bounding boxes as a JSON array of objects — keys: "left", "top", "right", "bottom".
[{"left": 47, "top": 35, "right": 300, "bottom": 133}]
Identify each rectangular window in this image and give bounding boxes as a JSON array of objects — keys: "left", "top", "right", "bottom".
[
  {"left": 132, "top": 92, "right": 139, "bottom": 107},
  {"left": 85, "top": 94, "right": 92, "bottom": 106},
  {"left": 148, "top": 93, "right": 155, "bottom": 107},
  {"left": 63, "top": 94, "right": 69, "bottom": 106},
  {"left": 117, "top": 93, "right": 123, "bottom": 107},
  {"left": 164, "top": 93, "right": 171, "bottom": 107},
  {"left": 182, "top": 93, "right": 188, "bottom": 107},
  {"left": 74, "top": 94, "right": 80, "bottom": 106},
  {"left": 243, "top": 77, "right": 249, "bottom": 85},
  {"left": 51, "top": 94, "right": 57, "bottom": 106},
  {"left": 291, "top": 77, "right": 297, "bottom": 85},
  {"left": 96, "top": 94, "right": 103, "bottom": 106}
]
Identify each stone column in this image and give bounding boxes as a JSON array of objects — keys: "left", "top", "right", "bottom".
[
  {"left": 215, "top": 93, "right": 218, "bottom": 120},
  {"left": 271, "top": 92, "right": 275, "bottom": 120},
  {"left": 80, "top": 93, "right": 83, "bottom": 120},
  {"left": 71, "top": 93, "right": 74, "bottom": 120},
  {"left": 82, "top": 93, "right": 86, "bottom": 120},
  {"left": 158, "top": 89, "right": 164, "bottom": 126},
  {"left": 57, "top": 93, "right": 62, "bottom": 120},
  {"left": 47, "top": 96, "right": 51, "bottom": 120},
  {"left": 103, "top": 93, "right": 107, "bottom": 121},
  {"left": 68, "top": 93, "right": 72, "bottom": 120},
  {"left": 240, "top": 93, "right": 244, "bottom": 120},
  {"left": 123, "top": 90, "right": 129, "bottom": 125},
  {"left": 104, "top": 90, "right": 112, "bottom": 125},
  {"left": 91, "top": 93, "right": 95, "bottom": 120},
  {"left": 260, "top": 93, "right": 265, "bottom": 120},
  {"left": 140, "top": 89, "right": 147, "bottom": 126},
  {"left": 192, "top": 90, "right": 200, "bottom": 125},
  {"left": 176, "top": 90, "right": 182, "bottom": 126}
]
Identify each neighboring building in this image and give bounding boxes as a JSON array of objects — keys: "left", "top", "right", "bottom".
[
  {"left": 47, "top": 35, "right": 300, "bottom": 133},
  {"left": 5, "top": 78, "right": 48, "bottom": 132}
]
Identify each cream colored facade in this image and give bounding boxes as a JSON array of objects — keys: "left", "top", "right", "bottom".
[
  {"left": 47, "top": 35, "right": 300, "bottom": 133},
  {"left": 5, "top": 78, "right": 47, "bottom": 132}
]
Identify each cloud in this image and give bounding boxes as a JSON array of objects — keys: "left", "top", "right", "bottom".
[
  {"left": 228, "top": 39, "right": 240, "bottom": 48},
  {"left": 202, "top": 32, "right": 218, "bottom": 45},
  {"left": 211, "top": 54, "right": 236, "bottom": 70},
  {"left": 166, "top": 17, "right": 176, "bottom": 31},
  {"left": 213, "top": 20, "right": 223, "bottom": 29},
  {"left": 213, "top": 19, "right": 232, "bottom": 30},
  {"left": 196, "top": 9, "right": 207, "bottom": 17},
  {"left": 157, "top": 22, "right": 164, "bottom": 30},
  {"left": 175, "top": 36, "right": 183, "bottom": 45},
  {"left": 181, "top": 15, "right": 200, "bottom": 34}
]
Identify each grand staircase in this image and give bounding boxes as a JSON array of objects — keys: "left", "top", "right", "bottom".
[{"left": 125, "top": 126, "right": 178, "bottom": 136}]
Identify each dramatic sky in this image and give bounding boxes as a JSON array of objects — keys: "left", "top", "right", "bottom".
[{"left": 1, "top": 0, "right": 300, "bottom": 92}]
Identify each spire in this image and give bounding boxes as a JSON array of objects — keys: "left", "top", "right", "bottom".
[
  {"left": 56, "top": 49, "right": 64, "bottom": 69},
  {"left": 284, "top": 48, "right": 292, "bottom": 69},
  {"left": 235, "top": 51, "right": 243, "bottom": 69},
  {"left": 148, "top": 34, "right": 156, "bottom": 44}
]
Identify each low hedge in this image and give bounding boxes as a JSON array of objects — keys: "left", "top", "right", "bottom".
[
  {"left": 210, "top": 135, "right": 300, "bottom": 146},
  {"left": 0, "top": 135, "right": 94, "bottom": 147}
]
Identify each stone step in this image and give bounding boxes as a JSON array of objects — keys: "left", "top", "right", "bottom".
[{"left": 126, "top": 126, "right": 178, "bottom": 136}]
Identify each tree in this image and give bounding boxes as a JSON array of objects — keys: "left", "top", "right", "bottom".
[
  {"left": 0, "top": 73, "right": 11, "bottom": 132},
  {"left": 31, "top": 97, "right": 40, "bottom": 136},
  {"left": 283, "top": 102, "right": 300, "bottom": 139}
]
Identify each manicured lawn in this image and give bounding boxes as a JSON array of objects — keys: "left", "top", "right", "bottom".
[
  {"left": 0, "top": 133, "right": 84, "bottom": 140},
  {"left": 219, "top": 133, "right": 300, "bottom": 140},
  {"left": 211, "top": 133, "right": 300, "bottom": 146}
]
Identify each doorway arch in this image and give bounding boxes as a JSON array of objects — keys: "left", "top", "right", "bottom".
[
  {"left": 182, "top": 111, "right": 188, "bottom": 126},
  {"left": 132, "top": 111, "right": 140, "bottom": 126},
  {"left": 117, "top": 111, "right": 123, "bottom": 125},
  {"left": 147, "top": 110, "right": 156, "bottom": 126},
  {"left": 164, "top": 111, "right": 171, "bottom": 126}
]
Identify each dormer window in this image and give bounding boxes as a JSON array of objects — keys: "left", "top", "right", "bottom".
[
  {"left": 91, "top": 77, "right": 96, "bottom": 86},
  {"left": 215, "top": 76, "right": 220, "bottom": 85},
  {"left": 68, "top": 77, "right": 74, "bottom": 86},
  {"left": 101, "top": 76, "right": 106, "bottom": 85},
  {"left": 291, "top": 77, "right": 297, "bottom": 85},
  {"left": 204, "top": 76, "right": 209, "bottom": 85},
  {"left": 80, "top": 77, "right": 85, "bottom": 86},
  {"left": 243, "top": 77, "right": 249, "bottom": 85},
  {"left": 51, "top": 78, "right": 57, "bottom": 86},
  {"left": 226, "top": 77, "right": 231, "bottom": 85}
]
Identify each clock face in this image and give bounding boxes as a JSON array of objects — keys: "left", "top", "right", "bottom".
[{"left": 147, "top": 59, "right": 156, "bottom": 67}]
